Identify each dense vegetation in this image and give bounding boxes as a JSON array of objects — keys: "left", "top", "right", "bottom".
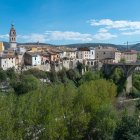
[{"left": 0, "top": 67, "right": 140, "bottom": 140}]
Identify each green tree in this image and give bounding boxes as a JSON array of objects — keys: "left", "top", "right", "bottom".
[
  {"left": 0, "top": 69, "right": 7, "bottom": 82},
  {"left": 58, "top": 68, "right": 69, "bottom": 83},
  {"left": 120, "top": 58, "right": 126, "bottom": 63},
  {"left": 12, "top": 75, "right": 40, "bottom": 95},
  {"left": 77, "top": 62, "right": 85, "bottom": 74},
  {"left": 113, "top": 114, "right": 140, "bottom": 140},
  {"left": 109, "top": 68, "right": 126, "bottom": 95},
  {"left": 23, "top": 68, "right": 47, "bottom": 79},
  {"left": 6, "top": 67, "right": 17, "bottom": 80},
  {"left": 79, "top": 71, "right": 101, "bottom": 85},
  {"left": 75, "top": 79, "right": 117, "bottom": 140},
  {"left": 66, "top": 69, "right": 80, "bottom": 83},
  {"left": 48, "top": 70, "right": 60, "bottom": 83}
]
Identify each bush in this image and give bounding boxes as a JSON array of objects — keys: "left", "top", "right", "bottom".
[
  {"left": 12, "top": 75, "right": 40, "bottom": 95},
  {"left": 0, "top": 69, "right": 7, "bottom": 82}
]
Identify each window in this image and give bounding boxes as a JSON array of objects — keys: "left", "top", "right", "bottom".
[
  {"left": 35, "top": 57, "right": 36, "bottom": 60},
  {"left": 91, "top": 62, "right": 93, "bottom": 65}
]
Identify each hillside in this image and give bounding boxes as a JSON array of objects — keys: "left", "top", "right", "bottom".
[
  {"left": 63, "top": 43, "right": 126, "bottom": 50},
  {"left": 130, "top": 43, "right": 140, "bottom": 51},
  {"left": 2, "top": 42, "right": 140, "bottom": 51}
]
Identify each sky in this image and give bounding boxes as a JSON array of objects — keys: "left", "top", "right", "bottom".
[{"left": 1, "top": 0, "right": 140, "bottom": 45}]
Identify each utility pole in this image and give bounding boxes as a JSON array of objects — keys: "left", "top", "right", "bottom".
[{"left": 127, "top": 41, "right": 128, "bottom": 50}]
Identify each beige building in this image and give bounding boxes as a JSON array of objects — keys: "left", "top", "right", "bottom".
[
  {"left": 47, "top": 51, "right": 60, "bottom": 62},
  {"left": 114, "top": 51, "right": 122, "bottom": 63},
  {"left": 121, "top": 50, "right": 137, "bottom": 63},
  {"left": 95, "top": 46, "right": 121, "bottom": 63},
  {"left": 16, "top": 54, "right": 24, "bottom": 68},
  {"left": 65, "top": 50, "right": 77, "bottom": 59},
  {"left": 57, "top": 47, "right": 77, "bottom": 59}
]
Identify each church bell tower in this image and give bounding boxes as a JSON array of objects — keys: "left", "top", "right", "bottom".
[{"left": 9, "top": 24, "right": 17, "bottom": 48}]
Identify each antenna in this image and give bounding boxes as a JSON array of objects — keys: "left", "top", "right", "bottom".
[
  {"left": 127, "top": 41, "right": 128, "bottom": 50},
  {"left": 124, "top": 41, "right": 129, "bottom": 50}
]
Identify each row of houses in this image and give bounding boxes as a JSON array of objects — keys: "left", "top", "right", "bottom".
[
  {"left": 0, "top": 24, "right": 138, "bottom": 72},
  {"left": 0, "top": 41, "right": 138, "bottom": 71}
]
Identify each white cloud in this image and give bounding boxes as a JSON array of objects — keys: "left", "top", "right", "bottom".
[
  {"left": 17, "top": 30, "right": 116, "bottom": 42},
  {"left": 94, "top": 31, "right": 117, "bottom": 40},
  {"left": 89, "top": 19, "right": 140, "bottom": 31},
  {"left": 45, "top": 31, "right": 94, "bottom": 42},
  {"left": 0, "top": 30, "right": 117, "bottom": 43},
  {"left": 121, "top": 30, "right": 140, "bottom": 35},
  {"left": 17, "top": 34, "right": 46, "bottom": 42},
  {"left": 0, "top": 34, "right": 9, "bottom": 39},
  {"left": 98, "top": 28, "right": 108, "bottom": 33},
  {"left": 17, "top": 31, "right": 94, "bottom": 42}
]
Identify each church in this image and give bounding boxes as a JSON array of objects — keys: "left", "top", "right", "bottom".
[
  {"left": 9, "top": 24, "right": 17, "bottom": 49},
  {"left": 0, "top": 24, "right": 17, "bottom": 70}
]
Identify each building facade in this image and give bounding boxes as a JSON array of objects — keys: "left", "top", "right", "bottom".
[
  {"left": 0, "top": 55, "right": 16, "bottom": 70},
  {"left": 77, "top": 47, "right": 95, "bottom": 60},
  {"left": 65, "top": 50, "right": 77, "bottom": 59},
  {"left": 0, "top": 42, "right": 5, "bottom": 52},
  {"left": 24, "top": 52, "right": 41, "bottom": 66},
  {"left": 95, "top": 46, "right": 121, "bottom": 63},
  {"left": 121, "top": 50, "right": 137, "bottom": 63}
]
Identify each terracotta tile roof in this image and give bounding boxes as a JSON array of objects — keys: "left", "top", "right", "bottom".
[
  {"left": 78, "top": 47, "right": 90, "bottom": 51},
  {"left": 123, "top": 50, "right": 137, "bottom": 54},
  {"left": 0, "top": 54, "right": 15, "bottom": 58}
]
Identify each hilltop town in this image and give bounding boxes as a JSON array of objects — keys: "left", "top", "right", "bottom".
[{"left": 0, "top": 24, "right": 138, "bottom": 72}]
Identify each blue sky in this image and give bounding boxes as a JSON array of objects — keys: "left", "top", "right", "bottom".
[{"left": 1, "top": 0, "right": 140, "bottom": 45}]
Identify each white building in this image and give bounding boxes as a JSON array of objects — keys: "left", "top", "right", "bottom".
[
  {"left": 0, "top": 54, "right": 16, "bottom": 70},
  {"left": 24, "top": 52, "right": 41, "bottom": 66},
  {"left": 77, "top": 47, "right": 95, "bottom": 60},
  {"left": 9, "top": 24, "right": 17, "bottom": 49}
]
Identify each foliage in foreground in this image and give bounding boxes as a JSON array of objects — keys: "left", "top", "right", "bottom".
[
  {"left": 0, "top": 79, "right": 118, "bottom": 140},
  {"left": 0, "top": 68, "right": 140, "bottom": 139}
]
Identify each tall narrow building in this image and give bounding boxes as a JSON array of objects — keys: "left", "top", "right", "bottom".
[{"left": 9, "top": 24, "right": 17, "bottom": 48}]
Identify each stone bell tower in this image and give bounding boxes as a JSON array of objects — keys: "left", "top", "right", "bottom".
[{"left": 9, "top": 24, "right": 17, "bottom": 48}]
